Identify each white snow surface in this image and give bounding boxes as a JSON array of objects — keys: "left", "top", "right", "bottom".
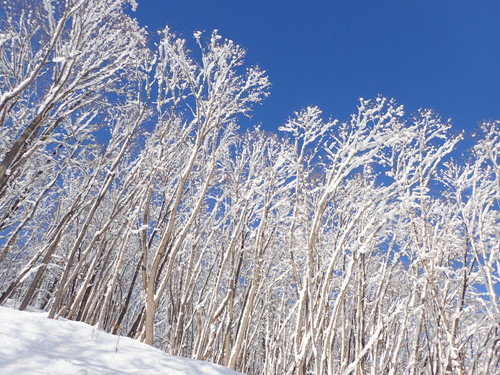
[{"left": 0, "top": 306, "right": 242, "bottom": 375}]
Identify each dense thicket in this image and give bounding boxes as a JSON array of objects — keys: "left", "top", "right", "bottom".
[{"left": 0, "top": 1, "right": 498, "bottom": 374}]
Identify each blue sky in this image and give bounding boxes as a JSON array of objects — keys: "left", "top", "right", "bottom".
[{"left": 133, "top": 0, "right": 500, "bottom": 146}]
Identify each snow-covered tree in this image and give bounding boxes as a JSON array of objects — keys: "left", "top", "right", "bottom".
[{"left": 0, "top": 1, "right": 498, "bottom": 374}]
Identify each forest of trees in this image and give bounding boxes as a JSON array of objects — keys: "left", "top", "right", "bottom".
[{"left": 0, "top": 1, "right": 498, "bottom": 374}]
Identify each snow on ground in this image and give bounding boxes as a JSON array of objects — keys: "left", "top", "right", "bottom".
[{"left": 0, "top": 306, "right": 242, "bottom": 375}]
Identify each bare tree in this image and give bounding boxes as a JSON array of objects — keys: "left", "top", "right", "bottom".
[{"left": 0, "top": 2, "right": 498, "bottom": 374}]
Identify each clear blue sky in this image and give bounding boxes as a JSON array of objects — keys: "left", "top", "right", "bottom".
[{"left": 133, "top": 0, "right": 500, "bottom": 145}]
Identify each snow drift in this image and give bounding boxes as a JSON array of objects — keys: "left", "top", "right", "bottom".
[{"left": 0, "top": 306, "right": 242, "bottom": 375}]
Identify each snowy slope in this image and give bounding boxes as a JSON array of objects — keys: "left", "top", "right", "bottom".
[{"left": 0, "top": 306, "right": 242, "bottom": 375}]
